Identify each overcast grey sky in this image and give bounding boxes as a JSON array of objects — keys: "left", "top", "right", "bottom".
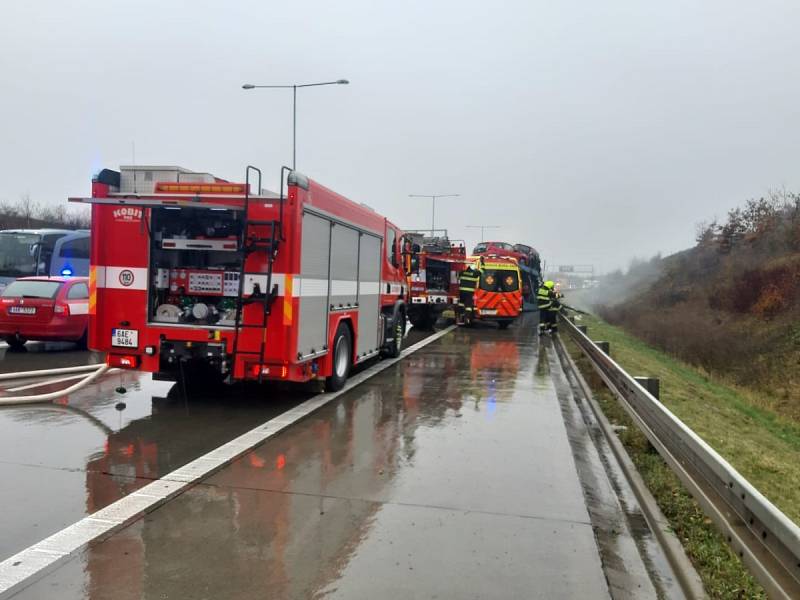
[{"left": 2, "top": 0, "right": 799, "bottom": 271}]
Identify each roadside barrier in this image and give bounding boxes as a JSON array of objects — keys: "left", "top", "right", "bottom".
[{"left": 561, "top": 315, "right": 800, "bottom": 599}]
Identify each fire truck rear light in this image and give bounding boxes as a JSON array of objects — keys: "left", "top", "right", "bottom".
[
  {"left": 248, "top": 364, "right": 286, "bottom": 378},
  {"left": 107, "top": 354, "right": 139, "bottom": 368},
  {"left": 144, "top": 346, "right": 156, "bottom": 356}
]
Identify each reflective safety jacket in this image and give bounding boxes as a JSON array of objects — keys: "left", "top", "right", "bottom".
[
  {"left": 537, "top": 286, "right": 560, "bottom": 311},
  {"left": 459, "top": 269, "right": 480, "bottom": 292}
]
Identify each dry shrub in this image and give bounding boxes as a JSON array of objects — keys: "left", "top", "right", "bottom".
[
  {"left": 753, "top": 285, "right": 788, "bottom": 317},
  {"left": 599, "top": 302, "right": 768, "bottom": 383},
  {"left": 708, "top": 264, "right": 799, "bottom": 316}
]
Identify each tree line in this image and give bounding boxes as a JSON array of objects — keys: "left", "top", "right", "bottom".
[
  {"left": 695, "top": 190, "right": 800, "bottom": 253},
  {"left": 0, "top": 194, "right": 90, "bottom": 230}
]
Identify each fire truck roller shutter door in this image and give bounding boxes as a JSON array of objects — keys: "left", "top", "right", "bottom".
[
  {"left": 297, "top": 212, "right": 332, "bottom": 358},
  {"left": 329, "top": 224, "right": 359, "bottom": 309},
  {"left": 357, "top": 233, "right": 381, "bottom": 357}
]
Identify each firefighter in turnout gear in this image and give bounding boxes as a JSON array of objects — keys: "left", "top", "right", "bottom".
[
  {"left": 537, "top": 280, "right": 562, "bottom": 335},
  {"left": 457, "top": 265, "right": 480, "bottom": 325}
]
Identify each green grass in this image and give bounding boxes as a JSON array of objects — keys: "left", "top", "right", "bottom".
[
  {"left": 575, "top": 314, "right": 800, "bottom": 525},
  {"left": 564, "top": 334, "right": 767, "bottom": 599}
]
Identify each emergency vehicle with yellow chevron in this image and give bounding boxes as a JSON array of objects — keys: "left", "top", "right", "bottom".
[
  {"left": 469, "top": 256, "right": 523, "bottom": 329},
  {"left": 71, "top": 165, "right": 410, "bottom": 391}
]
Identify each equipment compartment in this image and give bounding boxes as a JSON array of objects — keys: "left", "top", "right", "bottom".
[{"left": 147, "top": 207, "right": 243, "bottom": 327}]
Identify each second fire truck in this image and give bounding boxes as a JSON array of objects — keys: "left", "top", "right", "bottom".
[
  {"left": 406, "top": 230, "right": 469, "bottom": 329},
  {"left": 72, "top": 164, "right": 410, "bottom": 391}
]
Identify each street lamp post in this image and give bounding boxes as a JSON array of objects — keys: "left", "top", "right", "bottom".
[
  {"left": 408, "top": 194, "right": 460, "bottom": 236},
  {"left": 242, "top": 79, "right": 349, "bottom": 170},
  {"left": 466, "top": 224, "right": 500, "bottom": 242}
]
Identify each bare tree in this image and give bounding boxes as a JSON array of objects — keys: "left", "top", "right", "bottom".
[{"left": 18, "top": 194, "right": 38, "bottom": 228}]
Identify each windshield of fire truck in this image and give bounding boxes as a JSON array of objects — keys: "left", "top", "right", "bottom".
[
  {"left": 479, "top": 269, "right": 519, "bottom": 292},
  {"left": 0, "top": 232, "right": 41, "bottom": 277}
]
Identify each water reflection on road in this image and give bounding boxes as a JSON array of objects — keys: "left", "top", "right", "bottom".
[{"left": 17, "top": 318, "right": 614, "bottom": 600}]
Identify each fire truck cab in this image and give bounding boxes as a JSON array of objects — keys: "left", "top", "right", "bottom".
[{"left": 72, "top": 165, "right": 409, "bottom": 391}]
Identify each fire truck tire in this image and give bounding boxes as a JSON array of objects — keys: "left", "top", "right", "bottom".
[
  {"left": 497, "top": 320, "right": 512, "bottom": 330},
  {"left": 326, "top": 323, "right": 353, "bottom": 392},
  {"left": 383, "top": 311, "right": 405, "bottom": 358},
  {"left": 5, "top": 336, "right": 26, "bottom": 351}
]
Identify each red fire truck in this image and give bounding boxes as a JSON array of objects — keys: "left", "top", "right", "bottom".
[
  {"left": 406, "top": 230, "right": 469, "bottom": 329},
  {"left": 71, "top": 165, "right": 410, "bottom": 391}
]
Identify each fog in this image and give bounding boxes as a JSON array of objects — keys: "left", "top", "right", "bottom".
[{"left": 2, "top": 0, "right": 799, "bottom": 272}]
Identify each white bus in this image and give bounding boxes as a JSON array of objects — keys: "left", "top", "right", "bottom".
[{"left": 0, "top": 229, "right": 90, "bottom": 292}]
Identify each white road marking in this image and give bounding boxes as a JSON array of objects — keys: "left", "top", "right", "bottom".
[{"left": 0, "top": 325, "right": 457, "bottom": 598}]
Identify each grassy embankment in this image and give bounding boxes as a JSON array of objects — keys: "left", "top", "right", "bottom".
[{"left": 565, "top": 314, "right": 800, "bottom": 598}]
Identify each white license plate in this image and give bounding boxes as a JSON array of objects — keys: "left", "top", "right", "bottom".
[
  {"left": 9, "top": 306, "right": 36, "bottom": 315},
  {"left": 112, "top": 328, "right": 138, "bottom": 348},
  {"left": 481, "top": 309, "right": 498, "bottom": 315}
]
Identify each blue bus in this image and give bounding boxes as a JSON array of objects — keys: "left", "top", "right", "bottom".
[{"left": 0, "top": 229, "right": 90, "bottom": 292}]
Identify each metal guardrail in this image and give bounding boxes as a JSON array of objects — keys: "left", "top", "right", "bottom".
[{"left": 561, "top": 316, "right": 800, "bottom": 599}]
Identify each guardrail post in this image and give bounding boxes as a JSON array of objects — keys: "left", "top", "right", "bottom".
[
  {"left": 594, "top": 340, "right": 610, "bottom": 355},
  {"left": 634, "top": 376, "right": 660, "bottom": 400},
  {"left": 577, "top": 325, "right": 588, "bottom": 335}
]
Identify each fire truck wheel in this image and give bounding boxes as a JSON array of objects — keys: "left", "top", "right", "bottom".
[
  {"left": 498, "top": 320, "right": 512, "bottom": 330},
  {"left": 383, "top": 311, "right": 405, "bottom": 358},
  {"left": 326, "top": 323, "right": 353, "bottom": 392}
]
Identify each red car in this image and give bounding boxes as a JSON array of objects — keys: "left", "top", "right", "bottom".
[
  {"left": 0, "top": 276, "right": 89, "bottom": 349},
  {"left": 472, "top": 241, "right": 530, "bottom": 265}
]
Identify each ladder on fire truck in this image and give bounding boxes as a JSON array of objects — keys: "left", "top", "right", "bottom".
[{"left": 230, "top": 166, "right": 286, "bottom": 382}]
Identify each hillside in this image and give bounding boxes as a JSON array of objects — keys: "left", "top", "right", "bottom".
[{"left": 586, "top": 192, "right": 800, "bottom": 420}]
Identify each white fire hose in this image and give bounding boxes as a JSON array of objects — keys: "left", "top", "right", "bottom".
[
  {"left": 0, "top": 364, "right": 103, "bottom": 381},
  {"left": 0, "top": 364, "right": 112, "bottom": 406}
]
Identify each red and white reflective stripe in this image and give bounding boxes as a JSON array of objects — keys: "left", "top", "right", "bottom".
[
  {"left": 243, "top": 274, "right": 286, "bottom": 296},
  {"left": 94, "top": 266, "right": 148, "bottom": 290},
  {"left": 382, "top": 281, "right": 405, "bottom": 295},
  {"left": 358, "top": 282, "right": 380, "bottom": 296},
  {"left": 92, "top": 268, "right": 389, "bottom": 298}
]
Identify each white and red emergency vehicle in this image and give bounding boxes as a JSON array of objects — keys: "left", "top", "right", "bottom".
[{"left": 71, "top": 165, "right": 410, "bottom": 390}]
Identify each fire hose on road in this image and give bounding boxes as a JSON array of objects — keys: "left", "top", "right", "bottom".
[{"left": 0, "top": 364, "right": 112, "bottom": 406}]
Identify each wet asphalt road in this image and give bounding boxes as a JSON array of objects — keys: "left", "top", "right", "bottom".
[
  {"left": 8, "top": 316, "right": 640, "bottom": 600},
  {"left": 0, "top": 341, "right": 103, "bottom": 374},
  {"left": 0, "top": 328, "right": 432, "bottom": 565}
]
